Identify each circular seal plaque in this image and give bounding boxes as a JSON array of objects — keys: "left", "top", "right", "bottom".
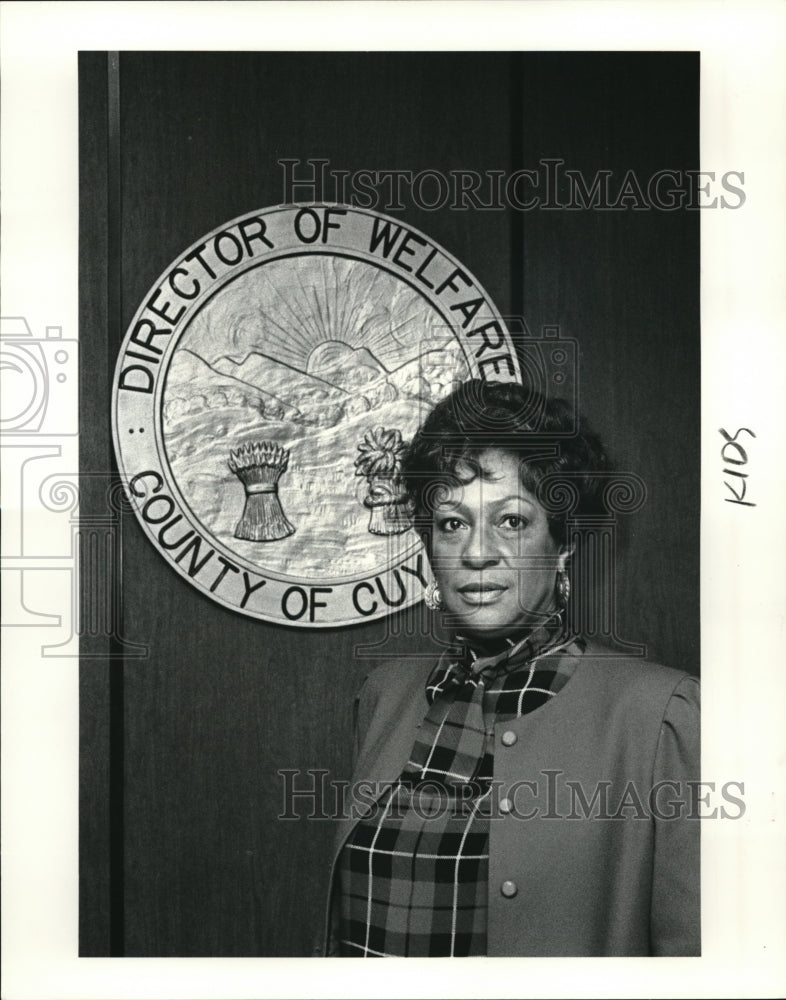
[{"left": 112, "top": 205, "right": 520, "bottom": 626}]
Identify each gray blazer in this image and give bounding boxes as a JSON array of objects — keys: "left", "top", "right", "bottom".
[{"left": 320, "top": 641, "right": 700, "bottom": 957}]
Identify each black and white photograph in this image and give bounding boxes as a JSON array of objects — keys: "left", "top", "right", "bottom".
[
  {"left": 88, "top": 47, "right": 703, "bottom": 959},
  {"left": 2, "top": 2, "right": 784, "bottom": 998}
]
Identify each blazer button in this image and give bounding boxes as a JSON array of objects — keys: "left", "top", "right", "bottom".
[
  {"left": 501, "top": 730, "right": 517, "bottom": 747},
  {"left": 499, "top": 797, "right": 513, "bottom": 814},
  {"left": 501, "top": 880, "right": 518, "bottom": 898}
]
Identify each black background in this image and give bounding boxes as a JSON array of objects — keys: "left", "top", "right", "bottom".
[{"left": 79, "top": 51, "right": 699, "bottom": 956}]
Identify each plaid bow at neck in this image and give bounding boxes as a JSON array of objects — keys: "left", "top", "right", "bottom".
[
  {"left": 405, "top": 611, "right": 571, "bottom": 788},
  {"left": 426, "top": 610, "right": 568, "bottom": 702}
]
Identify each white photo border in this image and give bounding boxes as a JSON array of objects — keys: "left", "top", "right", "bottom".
[{"left": 2, "top": 2, "right": 785, "bottom": 998}]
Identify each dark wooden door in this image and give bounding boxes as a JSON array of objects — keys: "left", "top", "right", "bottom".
[{"left": 79, "top": 51, "right": 699, "bottom": 956}]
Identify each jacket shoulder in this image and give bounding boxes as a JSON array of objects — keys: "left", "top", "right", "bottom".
[
  {"left": 581, "top": 639, "right": 693, "bottom": 681},
  {"left": 576, "top": 639, "right": 699, "bottom": 714}
]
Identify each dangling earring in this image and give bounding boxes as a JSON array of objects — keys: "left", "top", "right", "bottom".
[
  {"left": 424, "top": 580, "right": 442, "bottom": 611},
  {"left": 556, "top": 569, "right": 570, "bottom": 607}
]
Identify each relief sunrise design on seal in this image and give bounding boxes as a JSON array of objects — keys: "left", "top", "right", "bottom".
[{"left": 112, "top": 205, "right": 520, "bottom": 626}]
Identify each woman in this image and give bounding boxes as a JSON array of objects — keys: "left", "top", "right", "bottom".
[{"left": 323, "top": 380, "right": 699, "bottom": 957}]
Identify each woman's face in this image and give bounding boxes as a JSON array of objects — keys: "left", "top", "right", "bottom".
[{"left": 429, "top": 448, "right": 568, "bottom": 637}]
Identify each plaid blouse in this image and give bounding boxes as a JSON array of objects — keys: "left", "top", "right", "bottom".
[{"left": 339, "top": 615, "right": 582, "bottom": 957}]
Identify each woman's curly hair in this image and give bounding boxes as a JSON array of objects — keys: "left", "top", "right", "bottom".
[{"left": 400, "top": 379, "right": 610, "bottom": 549}]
